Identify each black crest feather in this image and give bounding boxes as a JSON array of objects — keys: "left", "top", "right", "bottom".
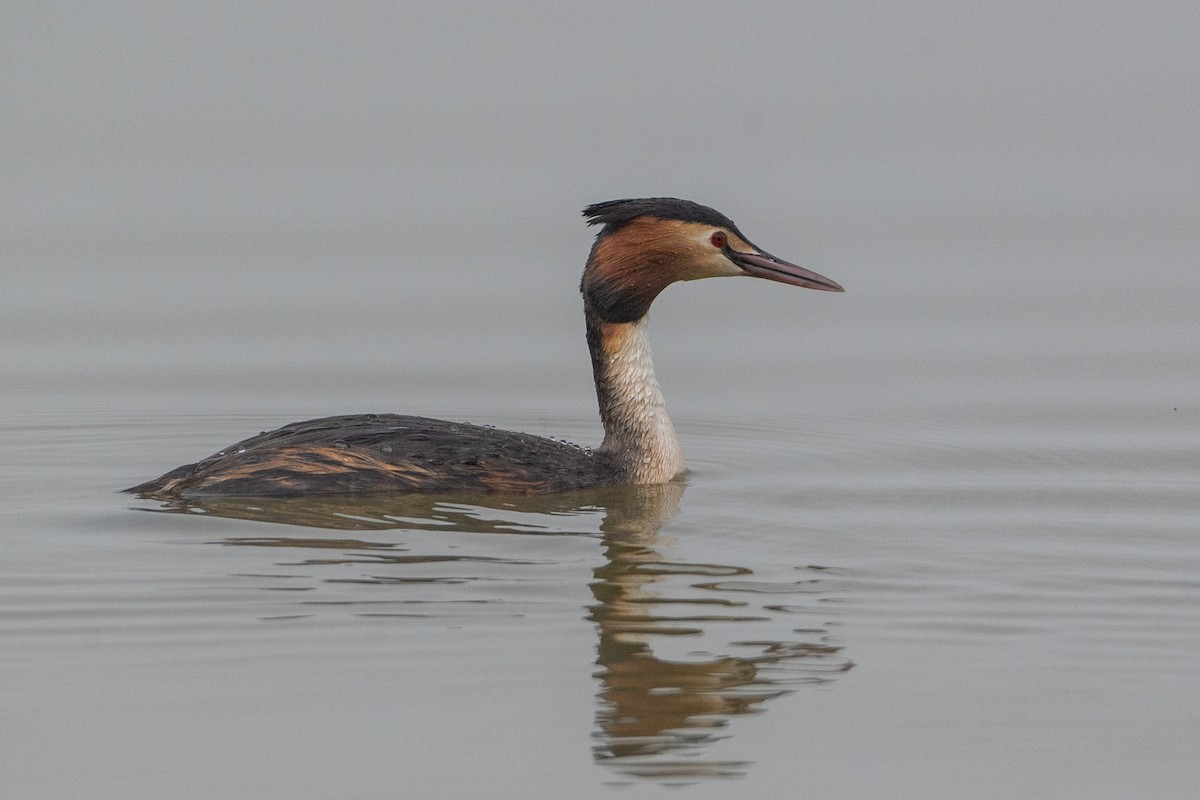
[{"left": 582, "top": 197, "right": 746, "bottom": 239}]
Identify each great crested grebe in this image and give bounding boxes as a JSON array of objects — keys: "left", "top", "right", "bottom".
[{"left": 128, "top": 197, "right": 842, "bottom": 498}]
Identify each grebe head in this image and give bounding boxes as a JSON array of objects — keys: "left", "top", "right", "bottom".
[{"left": 581, "top": 197, "right": 843, "bottom": 323}]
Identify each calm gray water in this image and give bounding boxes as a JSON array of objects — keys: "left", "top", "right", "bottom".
[{"left": 4, "top": 4, "right": 1199, "bottom": 799}]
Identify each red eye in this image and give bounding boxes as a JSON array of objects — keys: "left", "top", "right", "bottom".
[{"left": 710, "top": 230, "right": 727, "bottom": 248}]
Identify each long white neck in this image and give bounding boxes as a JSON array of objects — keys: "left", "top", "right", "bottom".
[{"left": 586, "top": 313, "right": 685, "bottom": 484}]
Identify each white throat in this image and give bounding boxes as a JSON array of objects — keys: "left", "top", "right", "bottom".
[{"left": 594, "top": 316, "right": 685, "bottom": 483}]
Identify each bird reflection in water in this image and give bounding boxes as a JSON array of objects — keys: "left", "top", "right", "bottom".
[
  {"left": 134, "top": 485, "right": 852, "bottom": 781},
  {"left": 586, "top": 485, "right": 852, "bottom": 780}
]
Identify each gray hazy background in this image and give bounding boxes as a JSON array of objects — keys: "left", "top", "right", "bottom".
[{"left": 6, "top": 2, "right": 1197, "bottom": 424}]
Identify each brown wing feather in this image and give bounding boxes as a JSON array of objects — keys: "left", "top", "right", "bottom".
[{"left": 128, "top": 414, "right": 625, "bottom": 498}]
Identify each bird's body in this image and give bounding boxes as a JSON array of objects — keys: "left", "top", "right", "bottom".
[
  {"left": 130, "top": 414, "right": 622, "bottom": 496},
  {"left": 128, "top": 197, "right": 842, "bottom": 499}
]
